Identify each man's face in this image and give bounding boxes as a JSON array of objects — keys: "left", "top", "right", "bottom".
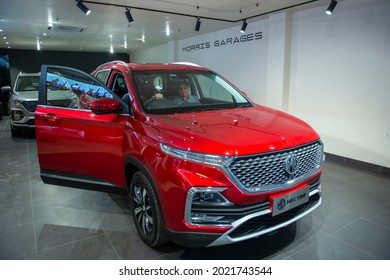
[{"left": 179, "top": 84, "right": 189, "bottom": 97}]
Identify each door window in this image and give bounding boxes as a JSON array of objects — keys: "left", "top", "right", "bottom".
[
  {"left": 39, "top": 66, "right": 117, "bottom": 110},
  {"left": 95, "top": 70, "right": 111, "bottom": 84},
  {"left": 111, "top": 73, "right": 128, "bottom": 98}
]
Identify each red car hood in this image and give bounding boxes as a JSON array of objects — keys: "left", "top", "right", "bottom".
[{"left": 149, "top": 105, "right": 320, "bottom": 156}]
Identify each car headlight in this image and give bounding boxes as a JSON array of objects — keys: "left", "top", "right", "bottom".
[{"left": 160, "top": 143, "right": 233, "bottom": 166}]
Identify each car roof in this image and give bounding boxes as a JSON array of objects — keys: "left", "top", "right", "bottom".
[{"left": 95, "top": 61, "right": 210, "bottom": 72}]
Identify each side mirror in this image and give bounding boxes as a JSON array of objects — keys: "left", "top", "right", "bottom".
[
  {"left": 90, "top": 98, "right": 122, "bottom": 115},
  {"left": 241, "top": 90, "right": 248, "bottom": 97},
  {"left": 1, "top": 86, "right": 12, "bottom": 96}
]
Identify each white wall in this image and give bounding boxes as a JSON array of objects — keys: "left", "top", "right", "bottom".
[
  {"left": 178, "top": 21, "right": 268, "bottom": 105},
  {"left": 131, "top": 43, "right": 169, "bottom": 63},
  {"left": 130, "top": 0, "right": 390, "bottom": 168},
  {"left": 289, "top": 0, "right": 390, "bottom": 167},
  {"left": 132, "top": 21, "right": 268, "bottom": 104}
]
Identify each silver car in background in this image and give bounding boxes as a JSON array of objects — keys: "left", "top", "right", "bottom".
[{"left": 4, "top": 72, "right": 78, "bottom": 136}]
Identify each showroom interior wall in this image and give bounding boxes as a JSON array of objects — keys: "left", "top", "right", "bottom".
[
  {"left": 177, "top": 20, "right": 268, "bottom": 106},
  {"left": 0, "top": 49, "right": 129, "bottom": 86},
  {"left": 132, "top": 19, "right": 268, "bottom": 105},
  {"left": 129, "top": 43, "right": 169, "bottom": 64},
  {"left": 289, "top": 0, "right": 390, "bottom": 168},
  {"left": 131, "top": 0, "right": 390, "bottom": 169}
]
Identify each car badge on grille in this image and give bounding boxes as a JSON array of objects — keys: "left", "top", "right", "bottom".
[
  {"left": 285, "top": 154, "right": 299, "bottom": 176},
  {"left": 277, "top": 198, "right": 286, "bottom": 211}
]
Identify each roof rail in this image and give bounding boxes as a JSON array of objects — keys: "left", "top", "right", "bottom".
[
  {"left": 172, "top": 62, "right": 202, "bottom": 67},
  {"left": 96, "top": 60, "right": 129, "bottom": 70}
]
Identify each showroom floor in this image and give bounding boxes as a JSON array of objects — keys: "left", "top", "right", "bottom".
[{"left": 0, "top": 116, "right": 389, "bottom": 260}]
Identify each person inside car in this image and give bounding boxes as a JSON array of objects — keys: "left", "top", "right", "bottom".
[
  {"left": 172, "top": 81, "right": 199, "bottom": 105},
  {"left": 139, "top": 76, "right": 177, "bottom": 110}
]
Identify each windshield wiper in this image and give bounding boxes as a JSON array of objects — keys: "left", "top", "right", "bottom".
[
  {"left": 236, "top": 103, "right": 253, "bottom": 108},
  {"left": 190, "top": 107, "right": 227, "bottom": 112}
]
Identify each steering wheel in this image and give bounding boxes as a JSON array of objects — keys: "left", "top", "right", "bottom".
[
  {"left": 143, "top": 96, "right": 157, "bottom": 108},
  {"left": 143, "top": 93, "right": 164, "bottom": 108}
]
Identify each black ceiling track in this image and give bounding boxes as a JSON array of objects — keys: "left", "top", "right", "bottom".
[{"left": 82, "top": 0, "right": 319, "bottom": 23}]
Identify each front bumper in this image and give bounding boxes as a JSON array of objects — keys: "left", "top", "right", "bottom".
[
  {"left": 209, "top": 186, "right": 321, "bottom": 246},
  {"left": 8, "top": 101, "right": 35, "bottom": 129},
  {"left": 166, "top": 181, "right": 321, "bottom": 247}
]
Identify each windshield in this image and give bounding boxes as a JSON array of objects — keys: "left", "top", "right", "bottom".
[
  {"left": 132, "top": 70, "right": 252, "bottom": 114},
  {"left": 15, "top": 76, "right": 40, "bottom": 92}
]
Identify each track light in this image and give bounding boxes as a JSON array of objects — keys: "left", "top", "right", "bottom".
[
  {"left": 195, "top": 17, "right": 201, "bottom": 31},
  {"left": 125, "top": 8, "right": 134, "bottom": 24},
  {"left": 326, "top": 0, "right": 337, "bottom": 15},
  {"left": 76, "top": 1, "right": 91, "bottom": 15},
  {"left": 240, "top": 20, "right": 248, "bottom": 33}
]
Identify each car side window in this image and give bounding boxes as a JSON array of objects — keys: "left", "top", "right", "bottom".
[
  {"left": 95, "top": 70, "right": 110, "bottom": 85},
  {"left": 111, "top": 73, "right": 128, "bottom": 98},
  {"left": 40, "top": 66, "right": 114, "bottom": 110}
]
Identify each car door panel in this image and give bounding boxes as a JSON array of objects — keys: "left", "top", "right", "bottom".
[{"left": 35, "top": 65, "right": 128, "bottom": 189}]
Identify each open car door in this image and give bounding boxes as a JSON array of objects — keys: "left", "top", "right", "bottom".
[{"left": 35, "top": 65, "right": 129, "bottom": 190}]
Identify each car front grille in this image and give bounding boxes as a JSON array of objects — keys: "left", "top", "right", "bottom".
[
  {"left": 20, "top": 101, "right": 38, "bottom": 112},
  {"left": 47, "top": 99, "right": 73, "bottom": 108},
  {"left": 20, "top": 100, "right": 73, "bottom": 112},
  {"left": 227, "top": 141, "right": 323, "bottom": 192}
]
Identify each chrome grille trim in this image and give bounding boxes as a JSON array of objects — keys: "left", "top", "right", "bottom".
[{"left": 225, "top": 140, "right": 323, "bottom": 193}]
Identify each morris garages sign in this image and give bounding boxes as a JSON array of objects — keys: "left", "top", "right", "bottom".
[{"left": 182, "top": 32, "right": 263, "bottom": 53}]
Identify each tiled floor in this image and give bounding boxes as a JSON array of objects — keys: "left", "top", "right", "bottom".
[{"left": 0, "top": 116, "right": 389, "bottom": 260}]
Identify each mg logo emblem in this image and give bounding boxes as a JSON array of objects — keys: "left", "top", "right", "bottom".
[
  {"left": 285, "top": 154, "right": 299, "bottom": 176},
  {"left": 277, "top": 199, "right": 286, "bottom": 211}
]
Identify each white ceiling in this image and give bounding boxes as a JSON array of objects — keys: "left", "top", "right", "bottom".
[{"left": 0, "top": 0, "right": 327, "bottom": 53}]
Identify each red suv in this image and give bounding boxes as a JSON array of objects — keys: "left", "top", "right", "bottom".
[{"left": 35, "top": 61, "right": 323, "bottom": 247}]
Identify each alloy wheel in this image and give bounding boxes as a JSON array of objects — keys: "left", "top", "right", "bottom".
[{"left": 133, "top": 183, "right": 154, "bottom": 236}]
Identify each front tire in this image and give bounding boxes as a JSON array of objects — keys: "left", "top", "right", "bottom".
[
  {"left": 129, "top": 171, "right": 167, "bottom": 247},
  {"left": 10, "top": 123, "right": 21, "bottom": 137}
]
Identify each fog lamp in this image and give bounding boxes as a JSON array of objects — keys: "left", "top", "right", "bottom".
[
  {"left": 192, "top": 191, "right": 228, "bottom": 205},
  {"left": 186, "top": 187, "right": 232, "bottom": 226},
  {"left": 12, "top": 111, "right": 24, "bottom": 121}
]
